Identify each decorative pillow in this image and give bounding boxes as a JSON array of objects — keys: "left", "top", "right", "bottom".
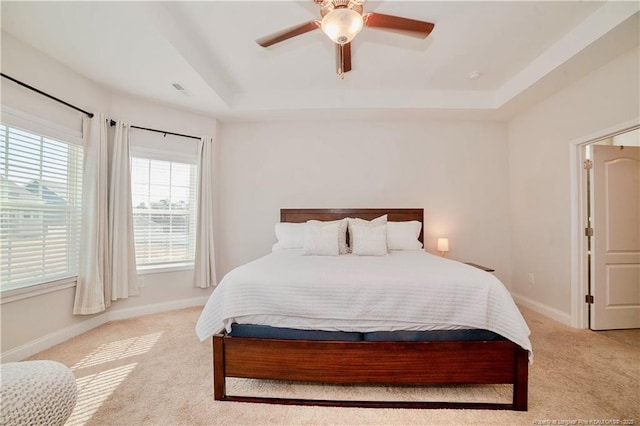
[
  {"left": 307, "top": 218, "right": 348, "bottom": 254},
  {"left": 350, "top": 223, "right": 388, "bottom": 256},
  {"left": 272, "top": 222, "right": 306, "bottom": 251},
  {"left": 302, "top": 221, "right": 340, "bottom": 256},
  {"left": 387, "top": 221, "right": 423, "bottom": 250},
  {"left": 347, "top": 215, "right": 387, "bottom": 252}
]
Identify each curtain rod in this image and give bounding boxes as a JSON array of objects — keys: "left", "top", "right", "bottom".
[
  {"left": 1, "top": 72, "right": 94, "bottom": 118},
  {"left": 0, "top": 73, "right": 200, "bottom": 141},
  {"left": 109, "top": 120, "right": 200, "bottom": 140}
]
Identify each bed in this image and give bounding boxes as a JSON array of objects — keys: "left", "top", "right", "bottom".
[{"left": 196, "top": 208, "right": 530, "bottom": 410}]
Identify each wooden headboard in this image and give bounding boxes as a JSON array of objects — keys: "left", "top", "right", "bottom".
[{"left": 280, "top": 208, "right": 424, "bottom": 244}]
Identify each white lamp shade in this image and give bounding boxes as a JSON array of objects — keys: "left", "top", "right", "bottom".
[
  {"left": 437, "top": 238, "right": 449, "bottom": 252},
  {"left": 321, "top": 9, "right": 364, "bottom": 45}
]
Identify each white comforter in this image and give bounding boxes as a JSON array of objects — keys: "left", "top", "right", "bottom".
[{"left": 195, "top": 250, "right": 532, "bottom": 360}]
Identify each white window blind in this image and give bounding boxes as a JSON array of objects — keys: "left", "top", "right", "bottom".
[
  {"left": 0, "top": 123, "right": 83, "bottom": 290},
  {"left": 130, "top": 156, "right": 197, "bottom": 267}
]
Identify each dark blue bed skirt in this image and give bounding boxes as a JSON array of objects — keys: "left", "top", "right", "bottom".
[{"left": 228, "top": 324, "right": 507, "bottom": 342}]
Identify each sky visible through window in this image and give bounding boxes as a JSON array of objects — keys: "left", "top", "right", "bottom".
[{"left": 130, "top": 158, "right": 191, "bottom": 210}]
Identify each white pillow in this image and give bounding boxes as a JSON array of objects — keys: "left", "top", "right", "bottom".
[
  {"left": 307, "top": 219, "right": 348, "bottom": 254},
  {"left": 387, "top": 221, "right": 423, "bottom": 250},
  {"left": 350, "top": 223, "right": 388, "bottom": 256},
  {"left": 302, "top": 221, "right": 340, "bottom": 256},
  {"left": 347, "top": 215, "right": 387, "bottom": 252},
  {"left": 272, "top": 222, "right": 306, "bottom": 251}
]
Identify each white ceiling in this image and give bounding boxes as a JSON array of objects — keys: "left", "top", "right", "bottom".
[{"left": 1, "top": 1, "right": 639, "bottom": 121}]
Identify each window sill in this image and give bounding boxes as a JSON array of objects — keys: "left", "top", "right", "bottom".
[
  {"left": 137, "top": 263, "right": 194, "bottom": 275},
  {"left": 0, "top": 265, "right": 194, "bottom": 304},
  {"left": 0, "top": 277, "right": 77, "bottom": 305}
]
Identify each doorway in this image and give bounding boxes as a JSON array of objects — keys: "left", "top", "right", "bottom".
[{"left": 582, "top": 127, "right": 639, "bottom": 330}]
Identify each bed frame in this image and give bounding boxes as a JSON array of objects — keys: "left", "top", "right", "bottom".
[{"left": 212, "top": 208, "right": 528, "bottom": 410}]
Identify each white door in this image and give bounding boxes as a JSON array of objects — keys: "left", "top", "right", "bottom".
[{"left": 591, "top": 145, "right": 640, "bottom": 330}]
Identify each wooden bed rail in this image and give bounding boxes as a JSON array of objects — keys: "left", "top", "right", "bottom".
[{"left": 212, "top": 335, "right": 528, "bottom": 411}]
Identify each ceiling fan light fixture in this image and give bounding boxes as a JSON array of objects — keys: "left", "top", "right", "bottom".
[{"left": 321, "top": 8, "right": 363, "bottom": 45}]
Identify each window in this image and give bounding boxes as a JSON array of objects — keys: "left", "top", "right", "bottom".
[
  {"left": 0, "top": 124, "right": 83, "bottom": 291},
  {"left": 130, "top": 156, "right": 197, "bottom": 268}
]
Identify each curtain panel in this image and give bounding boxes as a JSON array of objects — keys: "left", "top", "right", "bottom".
[
  {"left": 73, "top": 116, "right": 138, "bottom": 315},
  {"left": 74, "top": 114, "right": 109, "bottom": 314},
  {"left": 107, "top": 121, "right": 138, "bottom": 304},
  {"left": 193, "top": 136, "right": 217, "bottom": 289}
]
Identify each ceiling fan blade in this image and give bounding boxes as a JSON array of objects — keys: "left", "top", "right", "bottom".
[
  {"left": 336, "top": 42, "right": 352, "bottom": 77},
  {"left": 256, "top": 20, "right": 321, "bottom": 47},
  {"left": 364, "top": 13, "right": 434, "bottom": 38}
]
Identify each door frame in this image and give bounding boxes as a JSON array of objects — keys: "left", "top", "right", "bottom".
[{"left": 569, "top": 118, "right": 640, "bottom": 329}]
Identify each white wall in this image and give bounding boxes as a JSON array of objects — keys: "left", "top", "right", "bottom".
[
  {"left": 1, "top": 33, "right": 109, "bottom": 133},
  {"left": 217, "top": 119, "right": 514, "bottom": 286},
  {"left": 507, "top": 46, "right": 640, "bottom": 320},
  {"left": 0, "top": 32, "right": 218, "bottom": 360}
]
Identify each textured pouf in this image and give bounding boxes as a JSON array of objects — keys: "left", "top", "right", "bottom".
[{"left": 1, "top": 360, "right": 77, "bottom": 426}]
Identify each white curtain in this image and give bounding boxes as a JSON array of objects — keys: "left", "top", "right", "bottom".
[
  {"left": 106, "top": 121, "right": 138, "bottom": 305},
  {"left": 74, "top": 114, "right": 109, "bottom": 314},
  {"left": 193, "top": 136, "right": 217, "bottom": 288},
  {"left": 74, "top": 117, "right": 138, "bottom": 314}
]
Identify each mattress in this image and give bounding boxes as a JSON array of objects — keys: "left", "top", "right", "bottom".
[
  {"left": 196, "top": 249, "right": 532, "bottom": 360},
  {"left": 228, "top": 323, "right": 507, "bottom": 342}
]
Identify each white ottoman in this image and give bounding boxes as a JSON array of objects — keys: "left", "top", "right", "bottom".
[{"left": 1, "top": 360, "right": 77, "bottom": 426}]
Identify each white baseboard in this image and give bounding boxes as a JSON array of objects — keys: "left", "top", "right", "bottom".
[
  {"left": 107, "top": 296, "right": 210, "bottom": 322},
  {"left": 0, "top": 296, "right": 209, "bottom": 362},
  {"left": 511, "top": 292, "right": 572, "bottom": 326},
  {"left": 1, "top": 313, "right": 108, "bottom": 363}
]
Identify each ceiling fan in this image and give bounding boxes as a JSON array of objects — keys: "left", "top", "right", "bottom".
[{"left": 256, "top": 0, "right": 435, "bottom": 79}]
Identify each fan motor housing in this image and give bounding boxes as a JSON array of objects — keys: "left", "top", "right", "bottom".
[{"left": 319, "top": 0, "right": 364, "bottom": 17}]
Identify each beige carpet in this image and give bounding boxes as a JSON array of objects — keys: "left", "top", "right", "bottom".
[
  {"left": 27, "top": 306, "right": 639, "bottom": 425},
  {"left": 598, "top": 329, "right": 640, "bottom": 348}
]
